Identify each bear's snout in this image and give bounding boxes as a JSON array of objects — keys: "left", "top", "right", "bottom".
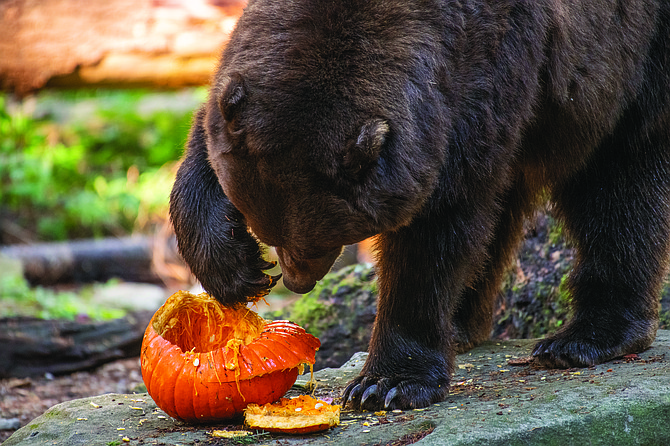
[{"left": 275, "top": 246, "right": 342, "bottom": 294}]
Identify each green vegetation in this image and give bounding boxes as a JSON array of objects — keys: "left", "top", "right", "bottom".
[
  {"left": 0, "top": 89, "right": 204, "bottom": 241},
  {"left": 231, "top": 431, "right": 271, "bottom": 445},
  {"left": 547, "top": 213, "right": 566, "bottom": 246},
  {"left": 0, "top": 89, "right": 205, "bottom": 318},
  {"left": 497, "top": 269, "right": 572, "bottom": 340},
  {"left": 493, "top": 213, "right": 575, "bottom": 340},
  {"left": 287, "top": 291, "right": 332, "bottom": 338}
]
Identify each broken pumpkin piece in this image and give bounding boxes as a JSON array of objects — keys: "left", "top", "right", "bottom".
[
  {"left": 244, "top": 395, "right": 340, "bottom": 434},
  {"left": 140, "top": 290, "right": 320, "bottom": 423}
]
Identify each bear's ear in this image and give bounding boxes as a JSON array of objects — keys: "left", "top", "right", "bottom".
[
  {"left": 218, "top": 72, "right": 247, "bottom": 123},
  {"left": 344, "top": 119, "right": 389, "bottom": 176}
]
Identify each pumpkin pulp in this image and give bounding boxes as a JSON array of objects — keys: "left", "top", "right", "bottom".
[{"left": 152, "top": 290, "right": 266, "bottom": 353}]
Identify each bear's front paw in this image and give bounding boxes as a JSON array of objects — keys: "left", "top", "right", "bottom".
[
  {"left": 343, "top": 373, "right": 449, "bottom": 411},
  {"left": 242, "top": 259, "right": 282, "bottom": 297},
  {"left": 202, "top": 259, "right": 281, "bottom": 305}
]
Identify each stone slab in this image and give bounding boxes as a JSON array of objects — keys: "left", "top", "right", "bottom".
[{"left": 4, "top": 332, "right": 670, "bottom": 446}]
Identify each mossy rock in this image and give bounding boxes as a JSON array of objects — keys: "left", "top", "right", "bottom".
[
  {"left": 277, "top": 263, "right": 378, "bottom": 370},
  {"left": 493, "top": 212, "right": 574, "bottom": 340}
]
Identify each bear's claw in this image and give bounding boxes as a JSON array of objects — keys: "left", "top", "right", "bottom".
[{"left": 343, "top": 374, "right": 448, "bottom": 411}]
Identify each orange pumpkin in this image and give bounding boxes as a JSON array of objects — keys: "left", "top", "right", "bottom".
[
  {"left": 140, "top": 290, "right": 320, "bottom": 423},
  {"left": 245, "top": 395, "right": 340, "bottom": 434}
]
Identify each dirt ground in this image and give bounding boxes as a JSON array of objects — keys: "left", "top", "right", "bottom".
[{"left": 0, "top": 357, "right": 143, "bottom": 443}]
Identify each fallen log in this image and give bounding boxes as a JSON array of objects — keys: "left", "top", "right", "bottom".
[
  {"left": 0, "top": 311, "right": 153, "bottom": 379},
  {"left": 0, "top": 237, "right": 163, "bottom": 285}
]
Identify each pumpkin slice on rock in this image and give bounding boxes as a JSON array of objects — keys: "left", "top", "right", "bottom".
[
  {"left": 245, "top": 395, "right": 340, "bottom": 434},
  {"left": 140, "top": 290, "right": 320, "bottom": 423}
]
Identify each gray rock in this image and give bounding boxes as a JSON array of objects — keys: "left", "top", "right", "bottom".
[
  {"left": 93, "top": 282, "right": 168, "bottom": 312},
  {"left": 5, "top": 331, "right": 670, "bottom": 446}
]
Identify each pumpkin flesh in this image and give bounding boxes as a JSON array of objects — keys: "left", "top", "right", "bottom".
[
  {"left": 245, "top": 395, "right": 340, "bottom": 434},
  {"left": 141, "top": 291, "right": 320, "bottom": 423}
]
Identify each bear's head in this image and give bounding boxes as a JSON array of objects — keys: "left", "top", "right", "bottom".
[{"left": 202, "top": 1, "right": 449, "bottom": 293}]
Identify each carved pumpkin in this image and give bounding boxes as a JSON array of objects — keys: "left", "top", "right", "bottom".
[
  {"left": 245, "top": 395, "right": 340, "bottom": 434},
  {"left": 140, "top": 290, "right": 320, "bottom": 423}
]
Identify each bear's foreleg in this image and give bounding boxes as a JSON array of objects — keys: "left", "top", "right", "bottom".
[
  {"left": 169, "top": 108, "right": 279, "bottom": 305},
  {"left": 343, "top": 201, "right": 495, "bottom": 410}
]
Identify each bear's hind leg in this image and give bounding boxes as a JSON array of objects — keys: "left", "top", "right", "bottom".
[{"left": 534, "top": 118, "right": 670, "bottom": 367}]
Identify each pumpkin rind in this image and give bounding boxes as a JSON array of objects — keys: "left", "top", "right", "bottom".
[{"left": 140, "top": 291, "right": 320, "bottom": 423}]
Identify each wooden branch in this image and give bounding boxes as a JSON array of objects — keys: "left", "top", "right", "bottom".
[{"left": 0, "top": 0, "right": 245, "bottom": 95}]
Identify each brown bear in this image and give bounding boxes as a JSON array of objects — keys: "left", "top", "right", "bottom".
[{"left": 169, "top": 0, "right": 670, "bottom": 410}]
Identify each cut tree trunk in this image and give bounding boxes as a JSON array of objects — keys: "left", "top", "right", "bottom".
[
  {"left": 0, "top": 311, "right": 153, "bottom": 378},
  {"left": 1, "top": 0, "right": 245, "bottom": 95}
]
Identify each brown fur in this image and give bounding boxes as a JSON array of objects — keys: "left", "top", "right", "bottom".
[{"left": 170, "top": 0, "right": 670, "bottom": 410}]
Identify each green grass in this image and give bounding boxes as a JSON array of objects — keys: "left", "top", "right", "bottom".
[
  {"left": 1, "top": 88, "right": 207, "bottom": 318},
  {"left": 0, "top": 274, "right": 125, "bottom": 320}
]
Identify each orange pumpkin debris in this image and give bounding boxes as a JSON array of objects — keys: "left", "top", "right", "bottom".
[
  {"left": 140, "top": 290, "right": 320, "bottom": 423},
  {"left": 244, "top": 395, "right": 340, "bottom": 434}
]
